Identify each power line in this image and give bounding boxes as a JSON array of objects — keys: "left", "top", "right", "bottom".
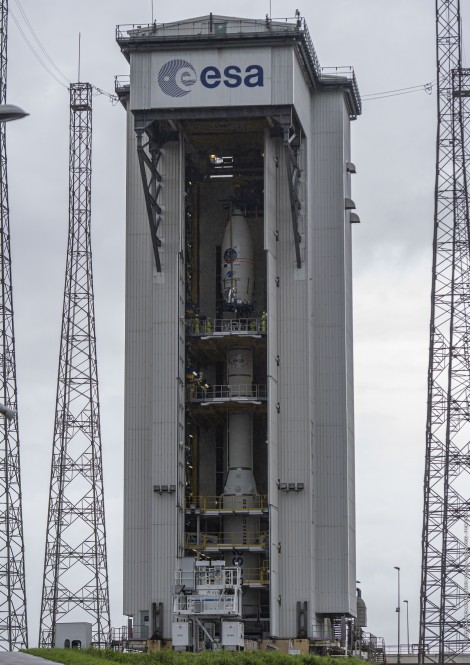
[
  {"left": 12, "top": 0, "right": 69, "bottom": 86},
  {"left": 9, "top": 7, "right": 68, "bottom": 89},
  {"left": 10, "top": 1, "right": 118, "bottom": 102},
  {"left": 362, "top": 81, "right": 435, "bottom": 101},
  {"left": 91, "top": 84, "right": 119, "bottom": 105}
]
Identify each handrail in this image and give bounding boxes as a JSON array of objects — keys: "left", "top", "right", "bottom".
[
  {"left": 298, "top": 19, "right": 321, "bottom": 79},
  {"left": 116, "top": 18, "right": 306, "bottom": 42},
  {"left": 186, "top": 383, "right": 267, "bottom": 401},
  {"left": 186, "top": 494, "right": 268, "bottom": 511},
  {"left": 111, "top": 624, "right": 149, "bottom": 641},
  {"left": 114, "top": 75, "right": 130, "bottom": 93},
  {"left": 242, "top": 565, "right": 270, "bottom": 585},
  {"left": 173, "top": 595, "right": 241, "bottom": 615},
  {"left": 185, "top": 531, "right": 268, "bottom": 549},
  {"left": 320, "top": 66, "right": 362, "bottom": 117},
  {"left": 187, "top": 317, "right": 266, "bottom": 335},
  {"left": 175, "top": 567, "right": 242, "bottom": 587}
]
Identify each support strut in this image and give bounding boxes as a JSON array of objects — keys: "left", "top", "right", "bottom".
[
  {"left": 136, "top": 129, "right": 163, "bottom": 272},
  {"left": 283, "top": 125, "right": 302, "bottom": 268}
]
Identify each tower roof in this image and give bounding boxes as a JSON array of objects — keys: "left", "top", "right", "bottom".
[{"left": 116, "top": 14, "right": 361, "bottom": 117}]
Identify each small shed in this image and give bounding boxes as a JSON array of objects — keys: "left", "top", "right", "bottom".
[{"left": 55, "top": 622, "right": 92, "bottom": 649}]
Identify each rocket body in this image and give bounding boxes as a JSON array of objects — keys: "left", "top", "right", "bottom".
[
  {"left": 221, "top": 209, "right": 254, "bottom": 307},
  {"left": 224, "top": 349, "right": 256, "bottom": 497},
  {"left": 220, "top": 208, "right": 259, "bottom": 598},
  {"left": 221, "top": 210, "right": 257, "bottom": 500}
]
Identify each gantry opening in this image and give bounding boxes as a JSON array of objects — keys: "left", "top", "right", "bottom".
[{"left": 183, "top": 116, "right": 270, "bottom": 636}]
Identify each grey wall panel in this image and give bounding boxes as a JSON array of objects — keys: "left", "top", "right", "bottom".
[
  {"left": 293, "top": 56, "right": 312, "bottom": 132},
  {"left": 124, "top": 107, "right": 153, "bottom": 618},
  {"left": 311, "top": 92, "right": 356, "bottom": 616},
  {"left": 150, "top": 140, "right": 185, "bottom": 637},
  {"left": 271, "top": 48, "right": 294, "bottom": 106},
  {"left": 342, "top": 108, "right": 357, "bottom": 614},
  {"left": 123, "top": 120, "right": 185, "bottom": 629},
  {"left": 274, "top": 135, "right": 316, "bottom": 638},
  {"left": 265, "top": 131, "right": 280, "bottom": 635},
  {"left": 130, "top": 53, "right": 152, "bottom": 111}
]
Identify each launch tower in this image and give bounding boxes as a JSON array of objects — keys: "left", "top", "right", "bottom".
[{"left": 116, "top": 14, "right": 361, "bottom": 651}]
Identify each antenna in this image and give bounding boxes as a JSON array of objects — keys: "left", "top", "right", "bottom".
[
  {"left": 151, "top": 0, "right": 154, "bottom": 23},
  {"left": 78, "top": 32, "right": 81, "bottom": 82}
]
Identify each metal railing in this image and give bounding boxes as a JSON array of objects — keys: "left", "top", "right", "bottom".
[
  {"left": 298, "top": 19, "right": 321, "bottom": 78},
  {"left": 243, "top": 603, "right": 270, "bottom": 622},
  {"left": 186, "top": 494, "right": 268, "bottom": 512},
  {"left": 185, "top": 531, "right": 268, "bottom": 550},
  {"left": 111, "top": 624, "right": 149, "bottom": 641},
  {"left": 114, "top": 75, "right": 130, "bottom": 94},
  {"left": 242, "top": 564, "right": 270, "bottom": 586},
  {"left": 174, "top": 563, "right": 268, "bottom": 588},
  {"left": 187, "top": 317, "right": 266, "bottom": 335},
  {"left": 175, "top": 567, "right": 242, "bottom": 589},
  {"left": 186, "top": 383, "right": 267, "bottom": 402},
  {"left": 173, "top": 594, "right": 241, "bottom": 616},
  {"left": 321, "top": 66, "right": 362, "bottom": 116},
  {"left": 385, "top": 643, "right": 419, "bottom": 654},
  {"left": 360, "top": 632, "right": 386, "bottom": 664},
  {"left": 116, "top": 17, "right": 306, "bottom": 42}
]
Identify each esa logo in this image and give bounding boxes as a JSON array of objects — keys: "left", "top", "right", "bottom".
[{"left": 158, "top": 58, "right": 264, "bottom": 98}]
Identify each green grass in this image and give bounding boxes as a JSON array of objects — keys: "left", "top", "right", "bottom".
[{"left": 23, "top": 648, "right": 362, "bottom": 665}]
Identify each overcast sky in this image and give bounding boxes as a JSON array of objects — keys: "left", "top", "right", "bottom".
[{"left": 3, "top": 0, "right": 448, "bottom": 651}]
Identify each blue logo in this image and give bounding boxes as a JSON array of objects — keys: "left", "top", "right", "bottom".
[
  {"left": 224, "top": 248, "right": 238, "bottom": 263},
  {"left": 158, "top": 60, "right": 264, "bottom": 97},
  {"left": 158, "top": 59, "right": 197, "bottom": 97}
]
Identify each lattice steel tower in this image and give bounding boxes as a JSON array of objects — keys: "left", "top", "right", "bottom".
[
  {"left": 419, "top": 1, "right": 470, "bottom": 662},
  {"left": 39, "top": 83, "right": 110, "bottom": 648},
  {"left": 0, "top": 0, "right": 28, "bottom": 652}
]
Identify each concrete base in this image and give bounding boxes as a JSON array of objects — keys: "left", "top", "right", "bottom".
[
  {"left": 147, "top": 639, "right": 173, "bottom": 652},
  {"left": 260, "top": 638, "right": 310, "bottom": 654}
]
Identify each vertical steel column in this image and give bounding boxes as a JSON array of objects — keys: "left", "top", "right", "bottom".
[
  {"left": 419, "top": 1, "right": 470, "bottom": 661},
  {"left": 0, "top": 0, "right": 28, "bottom": 652},
  {"left": 38, "top": 83, "right": 110, "bottom": 648}
]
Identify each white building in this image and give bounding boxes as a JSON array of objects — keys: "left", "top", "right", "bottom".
[{"left": 116, "top": 13, "right": 361, "bottom": 650}]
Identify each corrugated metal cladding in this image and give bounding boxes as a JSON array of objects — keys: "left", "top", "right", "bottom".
[
  {"left": 124, "top": 108, "right": 185, "bottom": 629},
  {"left": 124, "top": 108, "right": 152, "bottom": 616},
  {"left": 264, "top": 129, "right": 280, "bottom": 636},
  {"left": 150, "top": 140, "right": 185, "bottom": 634},
  {"left": 271, "top": 131, "right": 316, "bottom": 639},
  {"left": 122, "top": 13, "right": 360, "bottom": 643},
  {"left": 311, "top": 92, "right": 356, "bottom": 616}
]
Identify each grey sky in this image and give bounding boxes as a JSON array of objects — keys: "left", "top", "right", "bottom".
[{"left": 5, "top": 0, "right": 443, "bottom": 649}]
